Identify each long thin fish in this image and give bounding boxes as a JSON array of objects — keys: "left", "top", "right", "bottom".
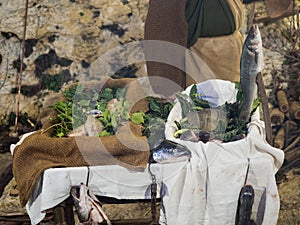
[{"left": 240, "top": 25, "right": 263, "bottom": 122}]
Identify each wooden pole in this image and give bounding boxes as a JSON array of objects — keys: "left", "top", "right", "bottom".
[
  {"left": 256, "top": 72, "right": 272, "bottom": 145},
  {"left": 276, "top": 90, "right": 289, "bottom": 113},
  {"left": 270, "top": 108, "right": 285, "bottom": 125},
  {"left": 15, "top": 0, "right": 29, "bottom": 133},
  {"left": 289, "top": 101, "right": 300, "bottom": 120}
]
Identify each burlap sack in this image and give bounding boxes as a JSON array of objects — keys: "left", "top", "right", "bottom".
[
  {"left": 13, "top": 78, "right": 150, "bottom": 206},
  {"left": 186, "top": 0, "right": 245, "bottom": 85}
]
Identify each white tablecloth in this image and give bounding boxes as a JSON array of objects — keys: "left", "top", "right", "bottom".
[
  {"left": 24, "top": 162, "right": 187, "bottom": 225},
  {"left": 13, "top": 80, "right": 284, "bottom": 225},
  {"left": 21, "top": 120, "right": 284, "bottom": 225}
]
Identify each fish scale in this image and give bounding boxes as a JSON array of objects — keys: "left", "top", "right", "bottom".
[{"left": 239, "top": 25, "right": 263, "bottom": 122}]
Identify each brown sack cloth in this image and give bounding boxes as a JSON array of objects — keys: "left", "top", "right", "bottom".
[
  {"left": 13, "top": 78, "right": 150, "bottom": 206},
  {"left": 144, "top": 0, "right": 187, "bottom": 96}
]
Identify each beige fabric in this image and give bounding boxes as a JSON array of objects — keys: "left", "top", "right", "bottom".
[
  {"left": 186, "top": 0, "right": 245, "bottom": 86},
  {"left": 186, "top": 31, "right": 244, "bottom": 85}
]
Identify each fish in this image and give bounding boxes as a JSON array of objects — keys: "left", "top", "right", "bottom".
[
  {"left": 70, "top": 183, "right": 112, "bottom": 225},
  {"left": 87, "top": 186, "right": 112, "bottom": 225},
  {"left": 106, "top": 98, "right": 118, "bottom": 114},
  {"left": 67, "top": 110, "right": 104, "bottom": 137},
  {"left": 84, "top": 110, "right": 104, "bottom": 136},
  {"left": 239, "top": 25, "right": 263, "bottom": 122},
  {"left": 70, "top": 183, "right": 92, "bottom": 222},
  {"left": 67, "top": 125, "right": 87, "bottom": 137},
  {"left": 235, "top": 185, "right": 255, "bottom": 225},
  {"left": 149, "top": 140, "right": 191, "bottom": 164}
]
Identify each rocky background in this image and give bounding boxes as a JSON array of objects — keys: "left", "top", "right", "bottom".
[
  {"left": 0, "top": 0, "right": 148, "bottom": 125},
  {"left": 0, "top": 0, "right": 299, "bottom": 224}
]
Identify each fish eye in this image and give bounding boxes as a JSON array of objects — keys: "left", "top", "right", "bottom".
[{"left": 173, "top": 149, "right": 177, "bottom": 153}]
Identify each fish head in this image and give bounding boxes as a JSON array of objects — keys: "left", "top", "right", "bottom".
[
  {"left": 150, "top": 140, "right": 191, "bottom": 163},
  {"left": 244, "top": 25, "right": 264, "bottom": 74},
  {"left": 86, "top": 109, "right": 103, "bottom": 118}
]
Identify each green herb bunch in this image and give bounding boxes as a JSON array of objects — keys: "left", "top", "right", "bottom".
[
  {"left": 174, "top": 84, "right": 260, "bottom": 142},
  {"left": 49, "top": 84, "right": 174, "bottom": 140},
  {"left": 140, "top": 97, "right": 174, "bottom": 148},
  {"left": 50, "top": 84, "right": 130, "bottom": 137}
]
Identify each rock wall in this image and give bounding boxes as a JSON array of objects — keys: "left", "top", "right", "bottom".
[{"left": 0, "top": 0, "right": 149, "bottom": 123}]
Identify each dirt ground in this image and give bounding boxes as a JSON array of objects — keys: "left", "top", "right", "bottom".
[{"left": 277, "top": 169, "right": 300, "bottom": 225}]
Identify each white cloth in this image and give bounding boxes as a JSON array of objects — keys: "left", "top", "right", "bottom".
[
  {"left": 161, "top": 123, "right": 283, "bottom": 225},
  {"left": 12, "top": 80, "right": 284, "bottom": 225},
  {"left": 162, "top": 80, "right": 284, "bottom": 224},
  {"left": 24, "top": 162, "right": 188, "bottom": 225},
  {"left": 195, "top": 79, "right": 238, "bottom": 107}
]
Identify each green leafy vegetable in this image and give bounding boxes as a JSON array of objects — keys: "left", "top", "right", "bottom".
[
  {"left": 50, "top": 84, "right": 174, "bottom": 141},
  {"left": 174, "top": 84, "right": 260, "bottom": 142},
  {"left": 142, "top": 97, "right": 174, "bottom": 148},
  {"left": 131, "top": 112, "right": 145, "bottom": 124},
  {"left": 50, "top": 84, "right": 130, "bottom": 137}
]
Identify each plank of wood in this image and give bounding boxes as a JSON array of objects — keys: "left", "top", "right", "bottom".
[
  {"left": 99, "top": 218, "right": 155, "bottom": 225},
  {"left": 53, "top": 197, "right": 75, "bottom": 225},
  {"left": 256, "top": 72, "right": 273, "bottom": 145},
  {"left": 254, "top": 9, "right": 299, "bottom": 23}
]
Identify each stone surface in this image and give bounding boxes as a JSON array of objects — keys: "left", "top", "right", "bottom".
[
  {"left": 0, "top": 178, "right": 25, "bottom": 216},
  {"left": 0, "top": 0, "right": 149, "bottom": 122}
]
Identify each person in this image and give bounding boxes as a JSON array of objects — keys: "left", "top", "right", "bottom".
[
  {"left": 185, "top": 0, "right": 245, "bottom": 85},
  {"left": 144, "top": 0, "right": 294, "bottom": 97},
  {"left": 144, "top": 0, "right": 245, "bottom": 97}
]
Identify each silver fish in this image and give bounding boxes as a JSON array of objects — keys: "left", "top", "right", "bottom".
[
  {"left": 84, "top": 110, "right": 104, "bottom": 136},
  {"left": 150, "top": 140, "right": 191, "bottom": 163},
  {"left": 239, "top": 25, "right": 263, "bottom": 122},
  {"left": 180, "top": 129, "right": 199, "bottom": 142},
  {"left": 70, "top": 183, "right": 91, "bottom": 222},
  {"left": 87, "top": 187, "right": 112, "bottom": 225},
  {"left": 180, "top": 130, "right": 215, "bottom": 143},
  {"left": 70, "top": 183, "right": 112, "bottom": 225},
  {"left": 106, "top": 98, "right": 118, "bottom": 114},
  {"left": 68, "top": 110, "right": 104, "bottom": 137}
]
